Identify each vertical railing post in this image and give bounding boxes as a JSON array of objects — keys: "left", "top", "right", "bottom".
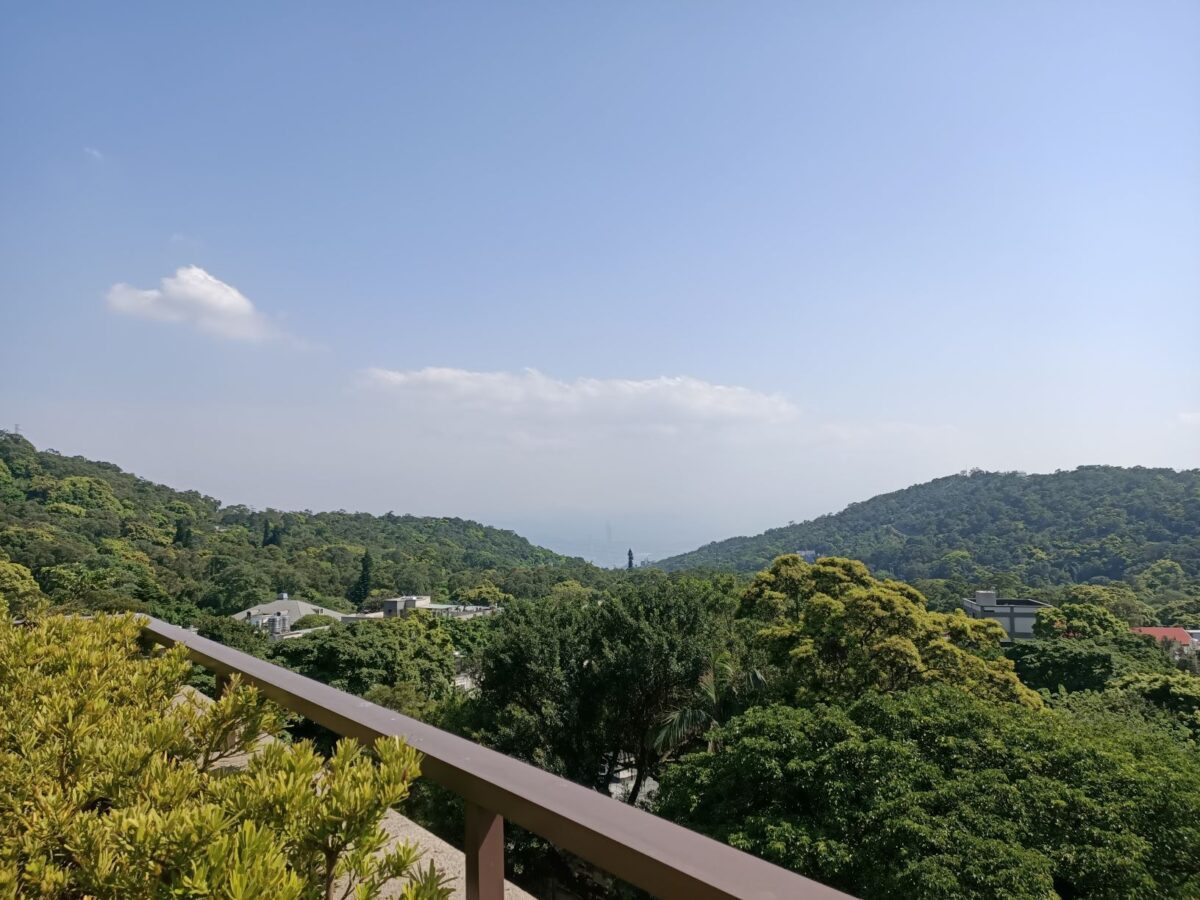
[{"left": 465, "top": 802, "right": 504, "bottom": 900}]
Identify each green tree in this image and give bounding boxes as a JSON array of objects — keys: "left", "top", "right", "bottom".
[
  {"left": 172, "top": 518, "right": 194, "bottom": 548},
  {"left": 454, "top": 580, "right": 512, "bottom": 607},
  {"left": 469, "top": 596, "right": 602, "bottom": 785},
  {"left": 195, "top": 614, "right": 271, "bottom": 656},
  {"left": 1106, "top": 671, "right": 1200, "bottom": 739},
  {"left": 545, "top": 579, "right": 595, "bottom": 604},
  {"left": 740, "top": 555, "right": 1040, "bottom": 707},
  {"left": 1005, "top": 633, "right": 1174, "bottom": 694},
  {"left": 0, "top": 613, "right": 449, "bottom": 899},
  {"left": 348, "top": 550, "right": 374, "bottom": 606},
  {"left": 46, "top": 475, "right": 124, "bottom": 515},
  {"left": 0, "top": 431, "right": 41, "bottom": 479},
  {"left": 657, "top": 687, "right": 1200, "bottom": 899},
  {"left": 291, "top": 613, "right": 340, "bottom": 630},
  {"left": 0, "top": 459, "right": 22, "bottom": 504},
  {"left": 269, "top": 616, "right": 454, "bottom": 699},
  {"left": 1138, "top": 559, "right": 1188, "bottom": 595},
  {"left": 468, "top": 573, "right": 727, "bottom": 803},
  {"left": 1159, "top": 597, "right": 1200, "bottom": 628},
  {"left": 1033, "top": 600, "right": 1128, "bottom": 640},
  {"left": 657, "top": 466, "right": 1200, "bottom": 588},
  {"left": 593, "top": 575, "right": 726, "bottom": 803},
  {"left": 0, "top": 560, "right": 47, "bottom": 617},
  {"left": 200, "top": 563, "right": 272, "bottom": 616},
  {"left": 1062, "top": 583, "right": 1156, "bottom": 626},
  {"left": 654, "top": 650, "right": 763, "bottom": 755}
]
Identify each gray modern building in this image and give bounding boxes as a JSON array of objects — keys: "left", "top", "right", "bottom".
[
  {"left": 380, "top": 595, "right": 499, "bottom": 620},
  {"left": 961, "top": 590, "right": 1049, "bottom": 639}
]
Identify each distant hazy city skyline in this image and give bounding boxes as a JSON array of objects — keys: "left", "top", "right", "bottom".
[{"left": 3, "top": 3, "right": 1197, "bottom": 563}]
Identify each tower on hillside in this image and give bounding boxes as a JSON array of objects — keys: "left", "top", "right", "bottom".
[{"left": 627, "top": 548, "right": 634, "bottom": 570}]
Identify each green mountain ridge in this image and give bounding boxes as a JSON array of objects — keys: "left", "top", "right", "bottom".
[
  {"left": 656, "top": 466, "right": 1200, "bottom": 589},
  {"left": 0, "top": 431, "right": 577, "bottom": 621}
]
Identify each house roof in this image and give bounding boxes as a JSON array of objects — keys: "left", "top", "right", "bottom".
[
  {"left": 231, "top": 599, "right": 330, "bottom": 621},
  {"left": 1131, "top": 626, "right": 1194, "bottom": 646}
]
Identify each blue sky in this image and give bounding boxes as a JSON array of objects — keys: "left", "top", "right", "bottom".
[{"left": 2, "top": 2, "right": 1197, "bottom": 564}]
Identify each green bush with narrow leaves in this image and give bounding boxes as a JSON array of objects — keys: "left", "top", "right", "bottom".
[{"left": 0, "top": 612, "right": 451, "bottom": 900}]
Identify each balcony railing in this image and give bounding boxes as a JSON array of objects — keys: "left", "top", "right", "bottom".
[{"left": 141, "top": 616, "right": 853, "bottom": 900}]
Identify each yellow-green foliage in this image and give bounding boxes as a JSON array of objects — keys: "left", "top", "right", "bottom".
[
  {"left": 0, "top": 562, "right": 45, "bottom": 618},
  {"left": 741, "top": 555, "right": 1042, "bottom": 708},
  {"left": 0, "top": 613, "right": 451, "bottom": 900},
  {"left": 97, "top": 539, "right": 153, "bottom": 569},
  {"left": 0, "top": 460, "right": 22, "bottom": 504},
  {"left": 45, "top": 477, "right": 124, "bottom": 516}
]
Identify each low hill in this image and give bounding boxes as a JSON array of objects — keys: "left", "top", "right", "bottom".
[
  {"left": 0, "top": 432, "right": 576, "bottom": 622},
  {"left": 656, "top": 466, "right": 1200, "bottom": 590}
]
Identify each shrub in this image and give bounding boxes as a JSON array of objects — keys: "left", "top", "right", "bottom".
[{"left": 0, "top": 612, "right": 450, "bottom": 899}]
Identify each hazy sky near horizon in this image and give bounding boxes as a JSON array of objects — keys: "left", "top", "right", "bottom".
[{"left": 2, "top": 2, "right": 1198, "bottom": 564}]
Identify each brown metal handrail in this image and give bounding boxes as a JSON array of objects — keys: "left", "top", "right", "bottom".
[{"left": 141, "top": 617, "right": 852, "bottom": 900}]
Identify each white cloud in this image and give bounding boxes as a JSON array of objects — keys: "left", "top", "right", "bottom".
[
  {"left": 352, "top": 364, "right": 966, "bottom": 545},
  {"left": 83, "top": 146, "right": 103, "bottom": 161},
  {"left": 1180, "top": 412, "right": 1200, "bottom": 426},
  {"left": 364, "top": 367, "right": 798, "bottom": 435},
  {"left": 106, "top": 266, "right": 283, "bottom": 342}
]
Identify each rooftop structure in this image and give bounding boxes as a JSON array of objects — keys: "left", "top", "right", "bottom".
[
  {"left": 381, "top": 595, "right": 434, "bottom": 616},
  {"left": 231, "top": 593, "right": 339, "bottom": 636},
  {"left": 381, "top": 596, "right": 499, "bottom": 620},
  {"left": 1132, "top": 626, "right": 1196, "bottom": 649},
  {"left": 338, "top": 611, "right": 386, "bottom": 624},
  {"left": 961, "top": 590, "right": 1050, "bottom": 640}
]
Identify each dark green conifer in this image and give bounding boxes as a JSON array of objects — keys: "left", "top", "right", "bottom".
[{"left": 349, "top": 549, "right": 374, "bottom": 605}]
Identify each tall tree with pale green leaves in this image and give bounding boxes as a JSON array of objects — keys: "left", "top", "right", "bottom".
[
  {"left": 1033, "top": 600, "right": 1128, "bottom": 640},
  {"left": 739, "top": 555, "right": 1040, "bottom": 707}
]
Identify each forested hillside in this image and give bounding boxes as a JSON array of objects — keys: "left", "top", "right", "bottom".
[
  {"left": 435, "top": 555, "right": 1200, "bottom": 898},
  {"left": 658, "top": 467, "right": 1200, "bottom": 592},
  {"left": 7, "top": 427, "right": 1200, "bottom": 897},
  {"left": 0, "top": 431, "right": 584, "bottom": 623}
]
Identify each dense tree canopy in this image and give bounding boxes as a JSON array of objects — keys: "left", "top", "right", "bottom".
[
  {"left": 657, "top": 687, "right": 1200, "bottom": 899},
  {"left": 1006, "top": 633, "right": 1175, "bottom": 694},
  {"left": 0, "top": 433, "right": 583, "bottom": 626},
  {"left": 659, "top": 467, "right": 1200, "bottom": 591},
  {"left": 268, "top": 616, "right": 455, "bottom": 699},
  {"left": 8, "top": 431, "right": 1200, "bottom": 899},
  {"left": 464, "top": 572, "right": 728, "bottom": 795},
  {"left": 739, "top": 555, "right": 1039, "bottom": 707},
  {"left": 0, "top": 560, "right": 45, "bottom": 616},
  {"left": 1032, "top": 600, "right": 1129, "bottom": 640}
]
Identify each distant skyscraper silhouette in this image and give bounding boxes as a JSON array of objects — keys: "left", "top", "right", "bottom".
[{"left": 627, "top": 548, "right": 634, "bottom": 570}]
